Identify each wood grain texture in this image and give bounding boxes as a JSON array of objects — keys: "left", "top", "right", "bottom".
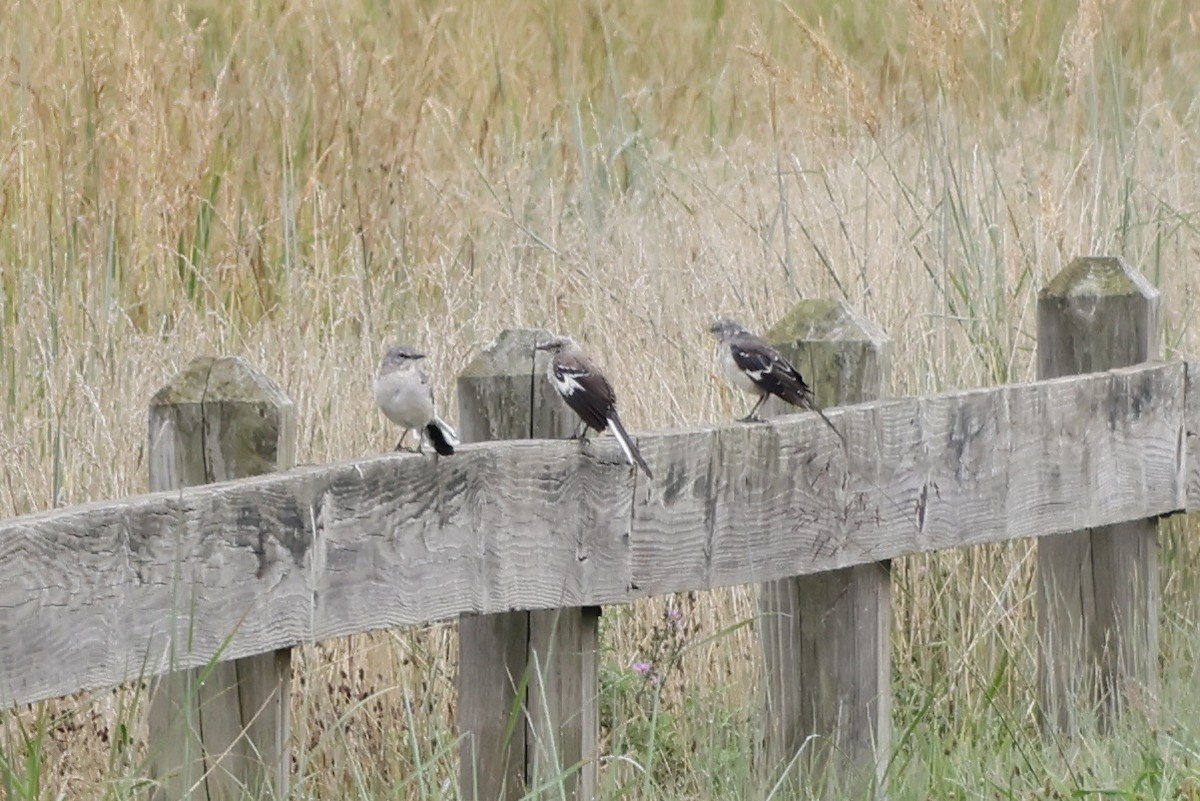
[
  {"left": 1037, "top": 256, "right": 1159, "bottom": 376},
  {"left": 757, "top": 299, "right": 890, "bottom": 797},
  {"left": 457, "top": 328, "right": 542, "bottom": 801},
  {"left": 457, "top": 329, "right": 578, "bottom": 444},
  {"left": 145, "top": 356, "right": 295, "bottom": 801},
  {"left": 456, "top": 329, "right": 600, "bottom": 801},
  {"left": 526, "top": 607, "right": 600, "bottom": 800},
  {"left": 1187, "top": 362, "right": 1200, "bottom": 513},
  {"left": 0, "top": 363, "right": 1186, "bottom": 712},
  {"left": 1035, "top": 255, "right": 1161, "bottom": 733},
  {"left": 457, "top": 612, "right": 529, "bottom": 800},
  {"left": 761, "top": 564, "right": 890, "bottom": 792}
]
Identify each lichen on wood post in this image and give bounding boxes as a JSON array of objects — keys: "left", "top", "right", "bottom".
[
  {"left": 146, "top": 356, "right": 295, "bottom": 801},
  {"left": 456, "top": 329, "right": 598, "bottom": 801},
  {"left": 1036, "top": 256, "right": 1161, "bottom": 732},
  {"left": 756, "top": 299, "right": 891, "bottom": 798}
]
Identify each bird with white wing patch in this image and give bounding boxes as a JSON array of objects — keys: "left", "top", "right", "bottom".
[
  {"left": 708, "top": 318, "right": 845, "bottom": 445},
  {"left": 535, "top": 334, "right": 653, "bottom": 479}
]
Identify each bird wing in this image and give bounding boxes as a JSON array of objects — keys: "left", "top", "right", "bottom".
[
  {"left": 551, "top": 357, "right": 615, "bottom": 432},
  {"left": 417, "top": 367, "right": 434, "bottom": 397},
  {"left": 729, "top": 335, "right": 812, "bottom": 407}
]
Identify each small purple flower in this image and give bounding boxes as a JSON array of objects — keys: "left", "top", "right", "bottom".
[
  {"left": 631, "top": 660, "right": 652, "bottom": 676},
  {"left": 666, "top": 607, "right": 682, "bottom": 622}
]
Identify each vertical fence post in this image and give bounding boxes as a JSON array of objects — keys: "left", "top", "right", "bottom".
[
  {"left": 1036, "top": 256, "right": 1160, "bottom": 731},
  {"left": 757, "top": 300, "right": 890, "bottom": 796},
  {"left": 456, "top": 329, "right": 599, "bottom": 801},
  {"left": 147, "top": 356, "right": 295, "bottom": 801}
]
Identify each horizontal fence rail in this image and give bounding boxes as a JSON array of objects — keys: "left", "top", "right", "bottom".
[{"left": 1, "top": 360, "right": 1197, "bottom": 712}]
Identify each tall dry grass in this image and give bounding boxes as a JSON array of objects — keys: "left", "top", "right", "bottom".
[{"left": 3, "top": 0, "right": 1200, "bottom": 798}]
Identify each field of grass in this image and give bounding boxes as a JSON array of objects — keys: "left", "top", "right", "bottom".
[{"left": 3, "top": 0, "right": 1200, "bottom": 798}]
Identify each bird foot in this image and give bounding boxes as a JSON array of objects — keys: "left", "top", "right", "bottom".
[
  {"left": 737, "top": 414, "right": 763, "bottom": 423},
  {"left": 393, "top": 435, "right": 421, "bottom": 453}
]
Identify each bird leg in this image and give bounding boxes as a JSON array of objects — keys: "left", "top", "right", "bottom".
[
  {"left": 394, "top": 429, "right": 421, "bottom": 453},
  {"left": 572, "top": 421, "right": 595, "bottom": 455},
  {"left": 738, "top": 394, "right": 768, "bottom": 423}
]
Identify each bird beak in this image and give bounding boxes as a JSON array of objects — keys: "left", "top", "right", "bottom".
[
  {"left": 534, "top": 342, "right": 552, "bottom": 352},
  {"left": 411, "top": 352, "right": 427, "bottom": 360}
]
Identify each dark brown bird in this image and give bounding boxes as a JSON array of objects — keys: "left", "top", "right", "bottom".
[
  {"left": 535, "top": 335, "right": 653, "bottom": 479},
  {"left": 708, "top": 319, "right": 845, "bottom": 444}
]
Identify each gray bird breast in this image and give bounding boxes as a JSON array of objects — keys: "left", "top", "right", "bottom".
[{"left": 374, "top": 368, "right": 435, "bottom": 428}]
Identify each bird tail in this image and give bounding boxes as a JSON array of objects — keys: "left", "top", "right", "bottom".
[
  {"left": 607, "top": 411, "right": 653, "bottom": 480},
  {"left": 803, "top": 398, "right": 847, "bottom": 449},
  {"left": 425, "top": 416, "right": 459, "bottom": 456}
]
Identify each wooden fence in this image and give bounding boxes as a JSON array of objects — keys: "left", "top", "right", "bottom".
[{"left": 1, "top": 256, "right": 1198, "bottom": 800}]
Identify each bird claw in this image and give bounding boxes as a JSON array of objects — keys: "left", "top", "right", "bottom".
[{"left": 737, "top": 414, "right": 762, "bottom": 423}]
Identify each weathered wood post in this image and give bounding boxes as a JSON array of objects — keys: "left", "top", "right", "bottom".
[
  {"left": 757, "top": 300, "right": 890, "bottom": 796},
  {"left": 456, "top": 329, "right": 599, "bottom": 801},
  {"left": 146, "top": 356, "right": 295, "bottom": 801},
  {"left": 1036, "top": 256, "right": 1160, "bottom": 731}
]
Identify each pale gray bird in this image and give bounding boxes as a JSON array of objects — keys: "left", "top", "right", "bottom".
[
  {"left": 373, "top": 345, "right": 458, "bottom": 456},
  {"left": 708, "top": 319, "right": 845, "bottom": 444},
  {"left": 535, "top": 335, "right": 653, "bottom": 479}
]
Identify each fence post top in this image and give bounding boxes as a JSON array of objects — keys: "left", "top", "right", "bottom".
[
  {"left": 458, "top": 328, "right": 558, "bottom": 380},
  {"left": 1041, "top": 256, "right": 1159, "bottom": 302},
  {"left": 764, "top": 298, "right": 888, "bottom": 348},
  {"left": 150, "top": 356, "right": 291, "bottom": 409}
]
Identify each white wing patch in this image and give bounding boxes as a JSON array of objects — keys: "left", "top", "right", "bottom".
[
  {"left": 731, "top": 345, "right": 777, "bottom": 384},
  {"left": 551, "top": 366, "right": 587, "bottom": 397}
]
